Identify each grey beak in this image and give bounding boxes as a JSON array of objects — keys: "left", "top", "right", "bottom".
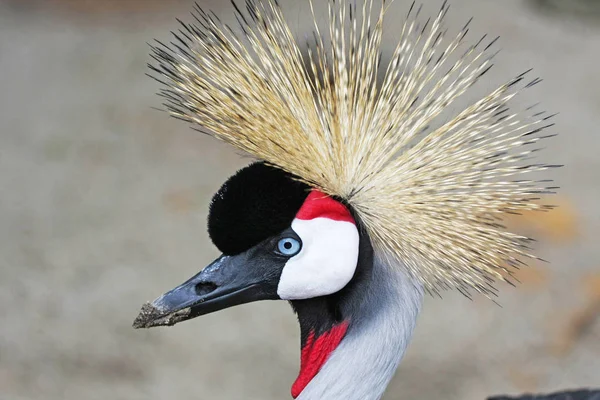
[{"left": 133, "top": 252, "right": 280, "bottom": 329}]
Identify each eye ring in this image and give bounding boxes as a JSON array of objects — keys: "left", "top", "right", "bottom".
[{"left": 277, "top": 237, "right": 302, "bottom": 256}]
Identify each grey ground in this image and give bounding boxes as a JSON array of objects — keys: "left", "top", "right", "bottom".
[{"left": 0, "top": 0, "right": 599, "bottom": 399}]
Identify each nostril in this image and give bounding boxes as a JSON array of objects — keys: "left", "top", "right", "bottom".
[{"left": 194, "top": 281, "right": 218, "bottom": 297}]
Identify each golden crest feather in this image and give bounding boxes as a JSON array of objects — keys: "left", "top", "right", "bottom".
[{"left": 149, "top": 0, "right": 558, "bottom": 296}]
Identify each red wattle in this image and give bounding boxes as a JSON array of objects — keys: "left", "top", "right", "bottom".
[
  {"left": 295, "top": 190, "right": 355, "bottom": 223},
  {"left": 291, "top": 321, "right": 350, "bottom": 398}
]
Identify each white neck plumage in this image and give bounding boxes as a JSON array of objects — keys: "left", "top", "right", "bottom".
[{"left": 297, "top": 256, "right": 424, "bottom": 400}]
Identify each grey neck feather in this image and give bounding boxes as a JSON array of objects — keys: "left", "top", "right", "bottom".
[{"left": 297, "top": 256, "right": 424, "bottom": 400}]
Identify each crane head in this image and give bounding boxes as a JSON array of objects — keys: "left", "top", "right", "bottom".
[{"left": 133, "top": 162, "right": 360, "bottom": 328}]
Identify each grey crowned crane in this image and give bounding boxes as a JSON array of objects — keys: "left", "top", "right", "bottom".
[{"left": 133, "top": 1, "right": 599, "bottom": 399}]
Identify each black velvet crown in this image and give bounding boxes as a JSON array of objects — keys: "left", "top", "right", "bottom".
[{"left": 208, "top": 162, "right": 311, "bottom": 255}]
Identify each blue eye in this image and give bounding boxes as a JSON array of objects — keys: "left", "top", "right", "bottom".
[{"left": 277, "top": 237, "right": 301, "bottom": 256}]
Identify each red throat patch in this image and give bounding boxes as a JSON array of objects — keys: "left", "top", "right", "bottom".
[
  {"left": 291, "top": 321, "right": 350, "bottom": 398},
  {"left": 295, "top": 190, "right": 355, "bottom": 223}
]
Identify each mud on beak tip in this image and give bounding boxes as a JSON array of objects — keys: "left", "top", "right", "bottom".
[{"left": 132, "top": 299, "right": 192, "bottom": 329}]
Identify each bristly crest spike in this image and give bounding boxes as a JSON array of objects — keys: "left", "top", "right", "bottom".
[{"left": 149, "top": 0, "right": 558, "bottom": 297}]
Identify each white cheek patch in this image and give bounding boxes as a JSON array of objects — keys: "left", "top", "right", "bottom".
[{"left": 277, "top": 218, "right": 359, "bottom": 300}]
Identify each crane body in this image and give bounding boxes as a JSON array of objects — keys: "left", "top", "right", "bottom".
[{"left": 133, "top": 1, "right": 598, "bottom": 398}]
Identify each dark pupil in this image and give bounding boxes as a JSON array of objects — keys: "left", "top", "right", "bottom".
[{"left": 284, "top": 241, "right": 292, "bottom": 250}]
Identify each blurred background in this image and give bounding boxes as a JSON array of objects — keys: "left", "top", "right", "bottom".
[{"left": 0, "top": 0, "right": 598, "bottom": 399}]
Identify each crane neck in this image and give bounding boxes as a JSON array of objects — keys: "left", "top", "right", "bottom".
[{"left": 290, "top": 233, "right": 424, "bottom": 400}]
